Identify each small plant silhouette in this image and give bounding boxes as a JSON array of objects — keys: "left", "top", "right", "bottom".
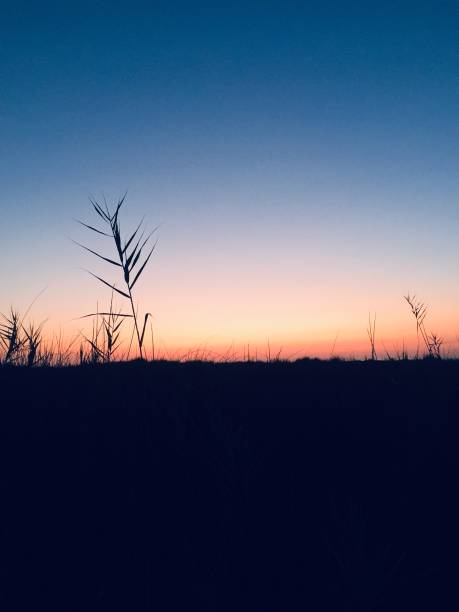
[
  {"left": 0, "top": 309, "right": 24, "bottom": 364},
  {"left": 0, "top": 308, "right": 46, "bottom": 366},
  {"left": 367, "top": 313, "right": 377, "bottom": 360},
  {"left": 404, "top": 294, "right": 442, "bottom": 359},
  {"left": 75, "top": 195, "right": 157, "bottom": 360},
  {"left": 79, "top": 294, "right": 132, "bottom": 363},
  {"left": 23, "top": 321, "right": 45, "bottom": 367}
]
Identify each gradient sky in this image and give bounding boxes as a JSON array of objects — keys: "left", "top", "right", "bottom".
[{"left": 1, "top": 1, "right": 458, "bottom": 358}]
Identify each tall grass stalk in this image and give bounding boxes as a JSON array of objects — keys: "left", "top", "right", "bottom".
[
  {"left": 367, "top": 313, "right": 377, "bottom": 360},
  {"left": 75, "top": 194, "right": 156, "bottom": 359}
]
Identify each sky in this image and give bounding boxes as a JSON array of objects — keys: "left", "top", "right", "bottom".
[{"left": 1, "top": 1, "right": 458, "bottom": 358}]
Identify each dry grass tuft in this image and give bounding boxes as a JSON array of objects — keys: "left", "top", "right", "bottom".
[
  {"left": 404, "top": 293, "right": 442, "bottom": 359},
  {"left": 367, "top": 313, "right": 377, "bottom": 360}
]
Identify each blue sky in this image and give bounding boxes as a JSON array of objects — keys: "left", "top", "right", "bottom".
[{"left": 1, "top": 1, "right": 458, "bottom": 356}]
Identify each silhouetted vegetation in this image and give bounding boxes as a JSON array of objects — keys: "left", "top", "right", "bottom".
[
  {"left": 1, "top": 358, "right": 458, "bottom": 611},
  {"left": 75, "top": 194, "right": 157, "bottom": 359},
  {"left": 404, "top": 294, "right": 443, "bottom": 359}
]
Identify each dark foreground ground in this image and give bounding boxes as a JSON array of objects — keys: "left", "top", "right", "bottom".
[{"left": 1, "top": 359, "right": 459, "bottom": 611}]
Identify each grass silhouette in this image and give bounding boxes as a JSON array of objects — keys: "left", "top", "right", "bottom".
[
  {"left": 0, "top": 308, "right": 48, "bottom": 366},
  {"left": 75, "top": 194, "right": 157, "bottom": 359},
  {"left": 404, "top": 294, "right": 443, "bottom": 359},
  {"left": 0, "top": 308, "right": 24, "bottom": 364},
  {"left": 367, "top": 313, "right": 377, "bottom": 361},
  {"left": 79, "top": 293, "right": 133, "bottom": 364}
]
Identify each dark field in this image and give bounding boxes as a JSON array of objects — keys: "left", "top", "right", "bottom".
[{"left": 1, "top": 359, "right": 459, "bottom": 611}]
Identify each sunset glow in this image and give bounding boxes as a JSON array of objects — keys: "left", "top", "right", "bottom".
[{"left": 1, "top": 2, "right": 457, "bottom": 360}]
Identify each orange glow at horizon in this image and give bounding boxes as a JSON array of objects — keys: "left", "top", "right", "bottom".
[
  {"left": 35, "top": 315, "right": 459, "bottom": 361},
  {"left": 3, "top": 196, "right": 459, "bottom": 362}
]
